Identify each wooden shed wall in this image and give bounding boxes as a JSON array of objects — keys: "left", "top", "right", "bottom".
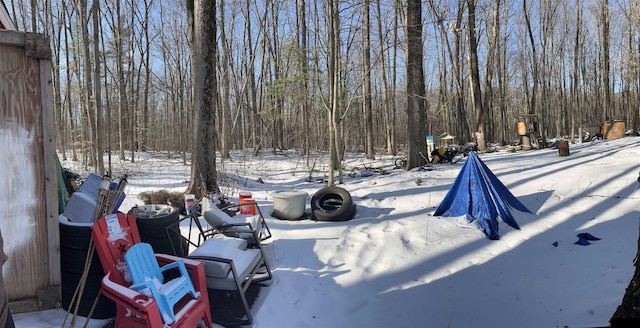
[{"left": 0, "top": 30, "right": 59, "bottom": 301}]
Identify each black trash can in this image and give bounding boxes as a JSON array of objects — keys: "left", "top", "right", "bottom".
[{"left": 59, "top": 215, "right": 115, "bottom": 319}]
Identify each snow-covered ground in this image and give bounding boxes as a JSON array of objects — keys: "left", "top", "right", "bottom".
[{"left": 15, "top": 137, "right": 640, "bottom": 327}]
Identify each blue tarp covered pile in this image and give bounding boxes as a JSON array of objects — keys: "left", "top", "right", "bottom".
[{"left": 434, "top": 152, "right": 531, "bottom": 239}]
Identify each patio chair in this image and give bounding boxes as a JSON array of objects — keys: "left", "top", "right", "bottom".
[
  {"left": 124, "top": 242, "right": 200, "bottom": 325},
  {"left": 91, "top": 213, "right": 212, "bottom": 328},
  {"left": 201, "top": 197, "right": 272, "bottom": 243},
  {"left": 182, "top": 209, "right": 273, "bottom": 326}
]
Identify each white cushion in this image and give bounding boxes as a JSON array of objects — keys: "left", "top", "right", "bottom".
[
  {"left": 189, "top": 236, "right": 247, "bottom": 277},
  {"left": 225, "top": 214, "right": 259, "bottom": 229},
  {"left": 202, "top": 205, "right": 232, "bottom": 227},
  {"left": 189, "top": 237, "right": 262, "bottom": 290},
  {"left": 209, "top": 248, "right": 262, "bottom": 290},
  {"left": 203, "top": 203, "right": 259, "bottom": 230}
]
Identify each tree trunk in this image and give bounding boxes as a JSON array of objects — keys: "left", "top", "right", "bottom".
[
  {"left": 219, "top": 0, "right": 231, "bottom": 159},
  {"left": 245, "top": 0, "right": 260, "bottom": 155},
  {"left": 141, "top": 0, "right": 152, "bottom": 154},
  {"left": 63, "top": 0, "right": 76, "bottom": 161},
  {"left": 363, "top": 0, "right": 374, "bottom": 160},
  {"left": 467, "top": 0, "right": 487, "bottom": 151},
  {"left": 523, "top": 0, "right": 539, "bottom": 119},
  {"left": 375, "top": 0, "right": 392, "bottom": 156},
  {"left": 571, "top": 1, "right": 582, "bottom": 144},
  {"left": 79, "top": 0, "right": 97, "bottom": 170},
  {"left": 428, "top": 0, "right": 469, "bottom": 143},
  {"left": 327, "top": 0, "right": 337, "bottom": 185},
  {"left": 454, "top": 2, "right": 468, "bottom": 143},
  {"left": 92, "top": 0, "right": 104, "bottom": 175},
  {"left": 602, "top": 0, "right": 611, "bottom": 121},
  {"left": 483, "top": 0, "right": 500, "bottom": 144},
  {"left": 50, "top": 1, "right": 64, "bottom": 158},
  {"left": 405, "top": 0, "right": 427, "bottom": 169},
  {"left": 128, "top": 3, "right": 137, "bottom": 161},
  {"left": 186, "top": 0, "right": 219, "bottom": 196},
  {"left": 116, "top": 0, "right": 128, "bottom": 161},
  {"left": 389, "top": 1, "right": 399, "bottom": 156},
  {"left": 297, "top": 0, "right": 310, "bottom": 164},
  {"left": 64, "top": 2, "right": 78, "bottom": 162},
  {"left": 468, "top": 0, "right": 485, "bottom": 151}
]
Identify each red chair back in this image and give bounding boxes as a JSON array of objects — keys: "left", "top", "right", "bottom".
[{"left": 92, "top": 213, "right": 141, "bottom": 286}]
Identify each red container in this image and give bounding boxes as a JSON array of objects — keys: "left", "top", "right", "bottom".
[
  {"left": 239, "top": 198, "right": 256, "bottom": 215},
  {"left": 239, "top": 192, "right": 252, "bottom": 201}
]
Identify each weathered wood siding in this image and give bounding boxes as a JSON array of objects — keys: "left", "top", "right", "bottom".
[{"left": 0, "top": 30, "right": 59, "bottom": 300}]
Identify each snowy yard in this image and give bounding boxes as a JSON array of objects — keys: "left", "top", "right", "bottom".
[{"left": 16, "top": 137, "right": 640, "bottom": 327}]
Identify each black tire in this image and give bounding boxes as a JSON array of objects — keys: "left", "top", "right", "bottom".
[
  {"left": 311, "top": 186, "right": 356, "bottom": 221},
  {"left": 313, "top": 203, "right": 356, "bottom": 222},
  {"left": 135, "top": 204, "right": 187, "bottom": 257},
  {"left": 135, "top": 204, "right": 179, "bottom": 221},
  {"left": 394, "top": 158, "right": 405, "bottom": 169},
  {"left": 59, "top": 217, "right": 116, "bottom": 319}
]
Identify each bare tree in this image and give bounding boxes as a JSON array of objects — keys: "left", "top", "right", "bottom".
[
  {"left": 483, "top": 0, "right": 500, "bottom": 143},
  {"left": 218, "top": 0, "right": 231, "bottom": 159},
  {"left": 186, "top": 0, "right": 219, "bottom": 195},
  {"left": 242, "top": 0, "right": 259, "bottom": 155},
  {"left": 297, "top": 0, "right": 310, "bottom": 163},
  {"left": 523, "top": 0, "right": 539, "bottom": 119},
  {"left": 78, "top": 0, "right": 98, "bottom": 170},
  {"left": 428, "top": 0, "right": 469, "bottom": 143},
  {"left": 375, "top": 0, "right": 395, "bottom": 156},
  {"left": 63, "top": 1, "right": 79, "bottom": 162},
  {"left": 363, "top": 0, "right": 374, "bottom": 160},
  {"left": 138, "top": 0, "right": 153, "bottom": 156},
  {"left": 91, "top": 0, "right": 104, "bottom": 175},
  {"left": 467, "top": 0, "right": 485, "bottom": 152},
  {"left": 115, "top": 0, "right": 129, "bottom": 161},
  {"left": 601, "top": 0, "right": 611, "bottom": 121},
  {"left": 326, "top": 0, "right": 341, "bottom": 184},
  {"left": 570, "top": 0, "right": 582, "bottom": 144},
  {"left": 405, "top": 0, "right": 427, "bottom": 168},
  {"left": 48, "top": 0, "right": 65, "bottom": 158}
]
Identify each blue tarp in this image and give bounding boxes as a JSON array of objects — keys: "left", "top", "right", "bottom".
[{"left": 434, "top": 152, "right": 531, "bottom": 240}]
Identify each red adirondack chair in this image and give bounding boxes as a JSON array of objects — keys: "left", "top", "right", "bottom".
[{"left": 91, "top": 212, "right": 212, "bottom": 328}]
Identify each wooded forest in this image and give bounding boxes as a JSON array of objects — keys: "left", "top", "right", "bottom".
[{"left": 5, "top": 0, "right": 640, "bottom": 177}]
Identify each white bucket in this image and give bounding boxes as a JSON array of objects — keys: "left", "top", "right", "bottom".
[{"left": 271, "top": 191, "right": 308, "bottom": 219}]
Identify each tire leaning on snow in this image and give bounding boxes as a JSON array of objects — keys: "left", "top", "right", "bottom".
[{"left": 311, "top": 186, "right": 356, "bottom": 221}]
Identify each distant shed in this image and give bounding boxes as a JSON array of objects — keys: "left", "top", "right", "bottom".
[
  {"left": 602, "top": 120, "right": 625, "bottom": 139},
  {"left": 0, "top": 28, "right": 60, "bottom": 311}
]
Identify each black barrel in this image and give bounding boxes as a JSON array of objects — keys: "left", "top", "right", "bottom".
[{"left": 59, "top": 215, "right": 115, "bottom": 319}]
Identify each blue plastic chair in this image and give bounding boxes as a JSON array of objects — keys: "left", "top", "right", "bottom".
[{"left": 124, "top": 243, "right": 200, "bottom": 325}]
